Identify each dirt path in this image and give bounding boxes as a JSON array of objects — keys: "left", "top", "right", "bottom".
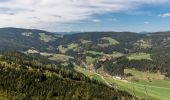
[{"left": 96, "top": 73, "right": 112, "bottom": 87}]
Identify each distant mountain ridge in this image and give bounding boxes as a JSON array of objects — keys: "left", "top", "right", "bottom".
[
  {"left": 0, "top": 28, "right": 143, "bottom": 52},
  {"left": 0, "top": 27, "right": 170, "bottom": 53},
  {"left": 54, "top": 32, "right": 80, "bottom": 35}
]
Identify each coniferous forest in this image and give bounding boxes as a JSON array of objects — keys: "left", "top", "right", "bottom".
[{"left": 0, "top": 52, "right": 133, "bottom": 100}]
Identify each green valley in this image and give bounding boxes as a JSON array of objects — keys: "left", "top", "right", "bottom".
[{"left": 0, "top": 28, "right": 170, "bottom": 100}]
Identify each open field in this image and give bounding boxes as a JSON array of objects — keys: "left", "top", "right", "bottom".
[
  {"left": 124, "top": 69, "right": 165, "bottom": 82},
  {"left": 128, "top": 53, "right": 151, "bottom": 60},
  {"left": 101, "top": 37, "right": 120, "bottom": 45},
  {"left": 74, "top": 66, "right": 170, "bottom": 100},
  {"left": 58, "top": 43, "right": 79, "bottom": 53},
  {"left": 84, "top": 50, "right": 123, "bottom": 57},
  {"left": 74, "top": 66, "right": 109, "bottom": 85},
  {"left": 106, "top": 52, "right": 123, "bottom": 58},
  {"left": 97, "top": 37, "right": 119, "bottom": 47},
  {"left": 49, "top": 54, "right": 73, "bottom": 62},
  {"left": 86, "top": 56, "right": 96, "bottom": 64},
  {"left": 39, "top": 33, "right": 56, "bottom": 42},
  {"left": 104, "top": 76, "right": 170, "bottom": 100},
  {"left": 39, "top": 52, "right": 74, "bottom": 63},
  {"left": 85, "top": 52, "right": 123, "bottom": 64}
]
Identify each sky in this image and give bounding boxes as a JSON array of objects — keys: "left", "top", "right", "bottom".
[{"left": 0, "top": 0, "right": 170, "bottom": 32}]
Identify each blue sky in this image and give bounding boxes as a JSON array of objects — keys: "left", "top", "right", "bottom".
[{"left": 0, "top": 0, "right": 170, "bottom": 32}]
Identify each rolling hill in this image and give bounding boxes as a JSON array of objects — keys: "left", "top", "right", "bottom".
[{"left": 0, "top": 27, "right": 170, "bottom": 99}]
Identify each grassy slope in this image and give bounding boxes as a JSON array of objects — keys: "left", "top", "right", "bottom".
[
  {"left": 58, "top": 43, "right": 79, "bottom": 53},
  {"left": 85, "top": 52, "right": 123, "bottom": 66},
  {"left": 86, "top": 56, "right": 96, "bottom": 64},
  {"left": 128, "top": 53, "right": 151, "bottom": 60},
  {"left": 124, "top": 69, "right": 170, "bottom": 100},
  {"left": 125, "top": 69, "right": 164, "bottom": 81},
  {"left": 39, "top": 52, "right": 73, "bottom": 63},
  {"left": 74, "top": 66, "right": 109, "bottom": 85},
  {"left": 75, "top": 66, "right": 170, "bottom": 100},
  {"left": 106, "top": 52, "right": 123, "bottom": 58},
  {"left": 39, "top": 33, "right": 56, "bottom": 42},
  {"left": 49, "top": 54, "right": 73, "bottom": 62},
  {"left": 101, "top": 37, "right": 120, "bottom": 45},
  {"left": 97, "top": 37, "right": 119, "bottom": 47}
]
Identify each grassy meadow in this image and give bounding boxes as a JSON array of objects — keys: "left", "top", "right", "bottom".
[
  {"left": 74, "top": 66, "right": 170, "bottom": 100},
  {"left": 128, "top": 53, "right": 152, "bottom": 60}
]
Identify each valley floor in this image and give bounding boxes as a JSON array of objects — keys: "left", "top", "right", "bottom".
[{"left": 74, "top": 66, "right": 170, "bottom": 100}]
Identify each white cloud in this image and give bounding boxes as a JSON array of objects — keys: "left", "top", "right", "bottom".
[
  {"left": 0, "top": 0, "right": 169, "bottom": 30},
  {"left": 159, "top": 13, "right": 170, "bottom": 18}
]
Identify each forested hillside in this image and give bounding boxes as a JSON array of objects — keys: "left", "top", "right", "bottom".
[{"left": 0, "top": 52, "right": 133, "bottom": 100}]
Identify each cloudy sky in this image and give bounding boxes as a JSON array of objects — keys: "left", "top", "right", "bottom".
[{"left": 0, "top": 0, "right": 170, "bottom": 32}]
